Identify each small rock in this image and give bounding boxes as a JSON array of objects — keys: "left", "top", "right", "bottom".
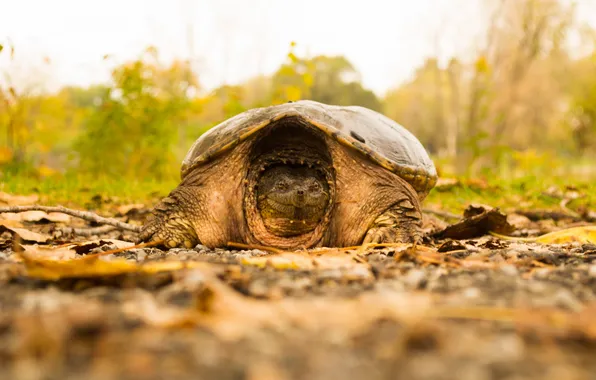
[
  {"left": 500, "top": 264, "right": 518, "bottom": 276},
  {"left": 533, "top": 268, "right": 552, "bottom": 279},
  {"left": 462, "top": 287, "right": 480, "bottom": 299},
  {"left": 553, "top": 289, "right": 583, "bottom": 312},
  {"left": 404, "top": 269, "right": 426, "bottom": 289}
]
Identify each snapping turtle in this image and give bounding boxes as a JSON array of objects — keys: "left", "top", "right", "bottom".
[{"left": 140, "top": 100, "right": 437, "bottom": 249}]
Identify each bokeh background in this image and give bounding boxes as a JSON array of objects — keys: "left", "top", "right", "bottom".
[{"left": 2, "top": 0, "right": 596, "bottom": 185}]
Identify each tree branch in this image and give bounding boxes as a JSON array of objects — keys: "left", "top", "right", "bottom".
[{"left": 0, "top": 205, "right": 141, "bottom": 233}]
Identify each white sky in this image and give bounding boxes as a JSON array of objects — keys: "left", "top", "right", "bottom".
[{"left": 1, "top": 0, "right": 596, "bottom": 95}]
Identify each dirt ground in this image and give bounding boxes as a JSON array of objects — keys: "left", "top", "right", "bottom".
[{"left": 1, "top": 203, "right": 596, "bottom": 380}]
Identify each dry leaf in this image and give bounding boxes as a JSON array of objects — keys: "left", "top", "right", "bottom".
[
  {"left": 0, "top": 192, "right": 39, "bottom": 206},
  {"left": 0, "top": 225, "right": 50, "bottom": 243},
  {"left": 241, "top": 250, "right": 368, "bottom": 271},
  {"left": 17, "top": 252, "right": 206, "bottom": 280},
  {"left": 0, "top": 211, "right": 71, "bottom": 223},
  {"left": 435, "top": 204, "right": 514, "bottom": 239},
  {"left": 116, "top": 204, "right": 145, "bottom": 216},
  {"left": 0, "top": 219, "right": 24, "bottom": 228},
  {"left": 70, "top": 239, "right": 134, "bottom": 254},
  {"left": 22, "top": 244, "right": 77, "bottom": 260},
  {"left": 534, "top": 226, "right": 596, "bottom": 244}
]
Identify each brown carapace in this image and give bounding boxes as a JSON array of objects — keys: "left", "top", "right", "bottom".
[{"left": 139, "top": 100, "right": 437, "bottom": 250}]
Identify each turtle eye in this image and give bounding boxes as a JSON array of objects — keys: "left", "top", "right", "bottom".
[
  {"left": 275, "top": 182, "right": 290, "bottom": 191},
  {"left": 308, "top": 182, "right": 321, "bottom": 192}
]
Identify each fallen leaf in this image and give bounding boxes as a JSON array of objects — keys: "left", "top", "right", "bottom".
[
  {"left": 507, "top": 213, "right": 532, "bottom": 230},
  {"left": 491, "top": 226, "right": 596, "bottom": 244},
  {"left": 17, "top": 252, "right": 206, "bottom": 280},
  {"left": 0, "top": 219, "right": 24, "bottom": 228},
  {"left": 437, "top": 240, "right": 467, "bottom": 253},
  {"left": 533, "top": 226, "right": 596, "bottom": 244},
  {"left": 0, "top": 225, "right": 50, "bottom": 243},
  {"left": 0, "top": 192, "right": 39, "bottom": 206},
  {"left": 435, "top": 204, "right": 514, "bottom": 240},
  {"left": 70, "top": 239, "right": 135, "bottom": 255},
  {"left": 116, "top": 203, "right": 145, "bottom": 216},
  {"left": 241, "top": 250, "right": 369, "bottom": 271},
  {"left": 22, "top": 244, "right": 77, "bottom": 260},
  {"left": 1, "top": 211, "right": 71, "bottom": 223}
]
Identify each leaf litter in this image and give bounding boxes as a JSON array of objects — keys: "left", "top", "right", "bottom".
[{"left": 1, "top": 192, "right": 596, "bottom": 379}]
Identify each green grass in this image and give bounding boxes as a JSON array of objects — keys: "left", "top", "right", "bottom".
[
  {"left": 1, "top": 174, "right": 178, "bottom": 209},
  {"left": 2, "top": 173, "right": 595, "bottom": 216},
  {"left": 425, "top": 176, "right": 596, "bottom": 214}
]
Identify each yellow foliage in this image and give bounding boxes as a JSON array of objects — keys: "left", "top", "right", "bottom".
[
  {"left": 474, "top": 56, "right": 489, "bottom": 74},
  {"left": 0, "top": 147, "right": 13, "bottom": 164}
]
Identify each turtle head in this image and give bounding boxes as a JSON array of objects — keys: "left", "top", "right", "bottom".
[{"left": 257, "top": 165, "right": 329, "bottom": 237}]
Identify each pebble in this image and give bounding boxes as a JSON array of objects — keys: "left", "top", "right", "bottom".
[
  {"left": 500, "top": 264, "right": 518, "bottom": 276},
  {"left": 553, "top": 289, "right": 584, "bottom": 312},
  {"left": 462, "top": 287, "right": 480, "bottom": 299},
  {"left": 404, "top": 269, "right": 426, "bottom": 289}
]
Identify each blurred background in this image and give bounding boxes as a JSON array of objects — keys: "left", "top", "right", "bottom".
[{"left": 1, "top": 0, "right": 596, "bottom": 185}]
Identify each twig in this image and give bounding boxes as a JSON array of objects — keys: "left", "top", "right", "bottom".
[
  {"left": 0, "top": 205, "right": 141, "bottom": 233},
  {"left": 59, "top": 225, "right": 117, "bottom": 237},
  {"left": 423, "top": 208, "right": 461, "bottom": 220},
  {"left": 226, "top": 242, "right": 284, "bottom": 254}
]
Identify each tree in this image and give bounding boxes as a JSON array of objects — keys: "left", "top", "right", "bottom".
[
  {"left": 271, "top": 44, "right": 382, "bottom": 111},
  {"left": 75, "top": 48, "right": 199, "bottom": 179}
]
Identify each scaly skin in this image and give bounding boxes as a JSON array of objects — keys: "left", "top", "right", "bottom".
[
  {"left": 138, "top": 187, "right": 201, "bottom": 249},
  {"left": 362, "top": 198, "right": 423, "bottom": 244}
]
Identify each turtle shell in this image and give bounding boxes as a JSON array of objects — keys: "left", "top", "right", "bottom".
[{"left": 181, "top": 100, "right": 438, "bottom": 196}]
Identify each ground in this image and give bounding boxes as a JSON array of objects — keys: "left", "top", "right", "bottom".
[{"left": 0, "top": 177, "right": 595, "bottom": 380}]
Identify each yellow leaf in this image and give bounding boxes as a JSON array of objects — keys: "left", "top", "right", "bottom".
[
  {"left": 17, "top": 252, "right": 208, "bottom": 280},
  {"left": 492, "top": 226, "right": 596, "bottom": 244},
  {"left": 534, "top": 226, "right": 596, "bottom": 244}
]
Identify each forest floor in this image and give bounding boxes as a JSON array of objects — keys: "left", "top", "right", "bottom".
[{"left": 1, "top": 176, "right": 596, "bottom": 380}]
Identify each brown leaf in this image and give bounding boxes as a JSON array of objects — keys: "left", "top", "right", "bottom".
[
  {"left": 0, "top": 192, "right": 39, "bottom": 206},
  {"left": 70, "top": 239, "right": 134, "bottom": 255},
  {"left": 0, "top": 210, "right": 70, "bottom": 223},
  {"left": 116, "top": 203, "right": 145, "bottom": 216},
  {"left": 437, "top": 240, "right": 467, "bottom": 253},
  {"left": 507, "top": 213, "right": 532, "bottom": 230},
  {"left": 435, "top": 204, "right": 514, "bottom": 240},
  {"left": 0, "top": 225, "right": 50, "bottom": 243},
  {"left": 240, "top": 250, "right": 369, "bottom": 271},
  {"left": 21, "top": 244, "right": 77, "bottom": 260},
  {"left": 0, "top": 219, "right": 24, "bottom": 228},
  {"left": 17, "top": 252, "right": 206, "bottom": 280}
]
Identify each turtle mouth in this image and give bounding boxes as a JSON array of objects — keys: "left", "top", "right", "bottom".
[
  {"left": 253, "top": 159, "right": 332, "bottom": 238},
  {"left": 243, "top": 117, "right": 337, "bottom": 246}
]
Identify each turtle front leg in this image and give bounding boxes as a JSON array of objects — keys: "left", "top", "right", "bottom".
[
  {"left": 363, "top": 199, "right": 422, "bottom": 244},
  {"left": 139, "top": 186, "right": 201, "bottom": 249}
]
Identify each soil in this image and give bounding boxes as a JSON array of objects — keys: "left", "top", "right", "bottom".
[{"left": 1, "top": 208, "right": 596, "bottom": 380}]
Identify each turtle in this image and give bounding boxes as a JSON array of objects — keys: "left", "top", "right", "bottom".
[{"left": 139, "top": 100, "right": 438, "bottom": 250}]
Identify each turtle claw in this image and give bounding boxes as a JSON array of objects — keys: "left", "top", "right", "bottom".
[
  {"left": 139, "top": 216, "right": 199, "bottom": 249},
  {"left": 139, "top": 194, "right": 200, "bottom": 249}
]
